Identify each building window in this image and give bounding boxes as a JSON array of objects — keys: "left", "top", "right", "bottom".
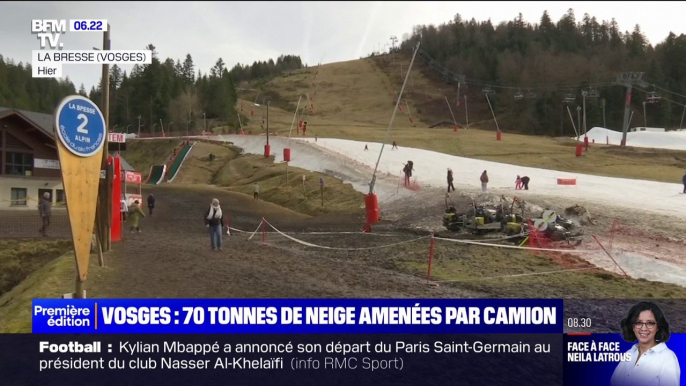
[
  {"left": 56, "top": 189, "right": 65, "bottom": 204},
  {"left": 5, "top": 152, "right": 33, "bottom": 176},
  {"left": 11, "top": 188, "right": 27, "bottom": 206}
]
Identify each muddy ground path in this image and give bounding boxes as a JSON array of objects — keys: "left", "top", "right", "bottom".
[
  {"left": 67, "top": 183, "right": 686, "bottom": 333},
  {"left": 85, "top": 184, "right": 477, "bottom": 299}
]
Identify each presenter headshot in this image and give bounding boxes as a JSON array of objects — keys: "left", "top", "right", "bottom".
[{"left": 611, "top": 301, "right": 681, "bottom": 386}]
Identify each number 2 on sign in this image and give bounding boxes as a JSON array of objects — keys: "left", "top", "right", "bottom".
[{"left": 77, "top": 114, "right": 88, "bottom": 134}]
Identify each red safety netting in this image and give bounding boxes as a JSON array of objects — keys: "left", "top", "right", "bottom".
[{"left": 601, "top": 220, "right": 686, "bottom": 266}]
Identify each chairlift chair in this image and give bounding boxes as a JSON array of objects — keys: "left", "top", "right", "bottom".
[
  {"left": 482, "top": 86, "right": 495, "bottom": 94},
  {"left": 525, "top": 89, "right": 536, "bottom": 99},
  {"left": 514, "top": 91, "right": 524, "bottom": 100},
  {"left": 586, "top": 88, "right": 599, "bottom": 98},
  {"left": 563, "top": 91, "right": 576, "bottom": 103},
  {"left": 647, "top": 91, "right": 661, "bottom": 104}
]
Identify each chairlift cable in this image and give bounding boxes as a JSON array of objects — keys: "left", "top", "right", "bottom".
[
  {"left": 633, "top": 86, "right": 686, "bottom": 108},
  {"left": 640, "top": 81, "right": 686, "bottom": 101}
]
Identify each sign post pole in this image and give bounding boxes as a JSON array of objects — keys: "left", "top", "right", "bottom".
[{"left": 54, "top": 95, "right": 107, "bottom": 299}]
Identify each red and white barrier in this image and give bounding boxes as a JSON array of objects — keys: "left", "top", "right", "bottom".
[{"left": 556, "top": 178, "right": 577, "bottom": 186}]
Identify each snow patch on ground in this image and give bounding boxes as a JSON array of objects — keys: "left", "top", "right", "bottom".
[
  {"left": 214, "top": 134, "right": 686, "bottom": 218},
  {"left": 586, "top": 127, "right": 686, "bottom": 150},
  {"left": 598, "top": 250, "right": 686, "bottom": 287}
]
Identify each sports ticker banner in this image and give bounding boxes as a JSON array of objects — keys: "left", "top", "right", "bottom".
[
  {"left": 0, "top": 298, "right": 679, "bottom": 386},
  {"left": 31, "top": 299, "right": 563, "bottom": 334}
]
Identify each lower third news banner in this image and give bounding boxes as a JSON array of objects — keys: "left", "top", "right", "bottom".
[{"left": 3, "top": 299, "right": 564, "bottom": 385}]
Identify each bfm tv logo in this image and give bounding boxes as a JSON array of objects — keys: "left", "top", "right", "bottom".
[{"left": 31, "top": 20, "right": 67, "bottom": 49}]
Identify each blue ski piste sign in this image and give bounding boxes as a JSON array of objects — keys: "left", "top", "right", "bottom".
[
  {"left": 53, "top": 95, "right": 108, "bottom": 298},
  {"left": 55, "top": 95, "right": 106, "bottom": 156}
]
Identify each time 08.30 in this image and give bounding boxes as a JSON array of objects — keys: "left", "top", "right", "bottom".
[{"left": 567, "top": 318, "right": 592, "bottom": 328}]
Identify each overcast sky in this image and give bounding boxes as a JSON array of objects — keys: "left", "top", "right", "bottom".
[{"left": 2, "top": 1, "right": 685, "bottom": 92}]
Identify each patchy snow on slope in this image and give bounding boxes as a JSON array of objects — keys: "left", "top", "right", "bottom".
[
  {"left": 216, "top": 135, "right": 685, "bottom": 219},
  {"left": 213, "top": 135, "right": 686, "bottom": 218},
  {"left": 206, "top": 134, "right": 686, "bottom": 287},
  {"left": 585, "top": 127, "right": 686, "bottom": 150}
]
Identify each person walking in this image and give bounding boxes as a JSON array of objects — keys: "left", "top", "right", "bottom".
[
  {"left": 128, "top": 200, "right": 146, "bottom": 233},
  {"left": 120, "top": 196, "right": 129, "bottom": 223},
  {"left": 254, "top": 183, "right": 260, "bottom": 200},
  {"left": 204, "top": 198, "right": 225, "bottom": 251},
  {"left": 315, "top": 134, "right": 318, "bottom": 142},
  {"left": 364, "top": 144, "right": 369, "bottom": 151},
  {"left": 521, "top": 176, "right": 530, "bottom": 190},
  {"left": 38, "top": 192, "right": 52, "bottom": 236},
  {"left": 392, "top": 141, "right": 398, "bottom": 150},
  {"left": 480, "top": 170, "right": 489, "bottom": 192},
  {"left": 683, "top": 171, "right": 686, "bottom": 194},
  {"left": 447, "top": 168, "right": 455, "bottom": 192},
  {"left": 147, "top": 193, "right": 156, "bottom": 216}
]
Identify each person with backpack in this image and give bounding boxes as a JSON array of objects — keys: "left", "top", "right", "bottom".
[
  {"left": 480, "top": 170, "right": 489, "bottom": 192},
  {"left": 204, "top": 198, "right": 225, "bottom": 251},
  {"left": 447, "top": 168, "right": 455, "bottom": 192}
]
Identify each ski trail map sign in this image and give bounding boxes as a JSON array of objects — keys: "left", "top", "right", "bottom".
[{"left": 54, "top": 95, "right": 107, "bottom": 283}]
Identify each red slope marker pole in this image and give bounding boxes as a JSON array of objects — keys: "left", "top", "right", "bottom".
[{"left": 262, "top": 217, "right": 266, "bottom": 243}]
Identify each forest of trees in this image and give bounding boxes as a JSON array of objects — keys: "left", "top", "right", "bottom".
[
  {"left": 0, "top": 48, "right": 303, "bottom": 134},
  {"left": 0, "top": 56, "right": 77, "bottom": 113},
  {"left": 229, "top": 55, "right": 304, "bottom": 84},
  {"left": 399, "top": 9, "right": 686, "bottom": 134},
  {"left": 4, "top": 9, "right": 686, "bottom": 136}
]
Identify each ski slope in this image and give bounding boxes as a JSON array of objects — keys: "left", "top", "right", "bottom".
[
  {"left": 212, "top": 135, "right": 686, "bottom": 219},
  {"left": 585, "top": 127, "right": 686, "bottom": 150}
]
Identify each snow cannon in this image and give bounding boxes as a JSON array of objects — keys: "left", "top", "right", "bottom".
[{"left": 365, "top": 193, "right": 380, "bottom": 223}]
